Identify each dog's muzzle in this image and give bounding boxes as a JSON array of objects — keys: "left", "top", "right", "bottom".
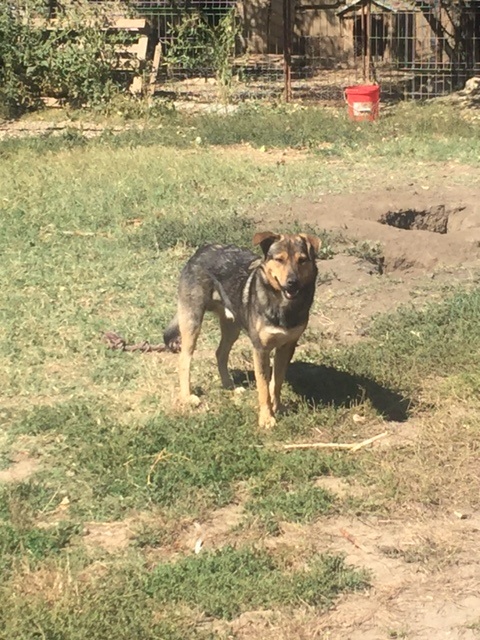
[
  {"left": 282, "top": 279, "right": 301, "bottom": 300},
  {"left": 274, "top": 275, "right": 301, "bottom": 300}
]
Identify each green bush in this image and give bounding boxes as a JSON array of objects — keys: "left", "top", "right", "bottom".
[
  {"left": 0, "top": 0, "right": 128, "bottom": 117},
  {"left": 165, "top": 9, "right": 239, "bottom": 103}
]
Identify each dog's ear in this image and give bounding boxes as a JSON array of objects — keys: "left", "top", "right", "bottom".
[
  {"left": 253, "top": 231, "right": 281, "bottom": 257},
  {"left": 299, "top": 234, "right": 321, "bottom": 259}
]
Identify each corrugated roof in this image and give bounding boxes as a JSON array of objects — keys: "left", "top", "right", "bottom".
[{"left": 337, "top": 0, "right": 418, "bottom": 15}]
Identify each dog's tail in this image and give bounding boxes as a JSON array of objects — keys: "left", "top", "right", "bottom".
[{"left": 163, "top": 316, "right": 182, "bottom": 353}]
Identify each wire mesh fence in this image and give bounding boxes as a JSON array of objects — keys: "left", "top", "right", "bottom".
[{"left": 118, "top": 0, "right": 480, "bottom": 102}]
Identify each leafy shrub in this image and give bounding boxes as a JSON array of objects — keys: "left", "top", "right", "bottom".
[
  {"left": 0, "top": 0, "right": 128, "bottom": 117},
  {"left": 165, "top": 9, "right": 239, "bottom": 103}
]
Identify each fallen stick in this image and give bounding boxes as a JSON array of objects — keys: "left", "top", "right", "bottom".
[{"left": 282, "top": 431, "right": 388, "bottom": 452}]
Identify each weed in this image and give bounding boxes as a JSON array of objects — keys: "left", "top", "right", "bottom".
[
  {"left": 323, "top": 287, "right": 480, "bottom": 393},
  {"left": 0, "top": 556, "right": 217, "bottom": 640},
  {"left": 387, "top": 630, "right": 409, "bottom": 639},
  {"left": 138, "top": 209, "right": 256, "bottom": 251},
  {"left": 133, "top": 521, "right": 177, "bottom": 549},
  {"left": 135, "top": 215, "right": 338, "bottom": 257},
  {"left": 10, "top": 401, "right": 353, "bottom": 521},
  {"left": 466, "top": 619, "right": 480, "bottom": 633},
  {"left": 2, "top": 103, "right": 480, "bottom": 166},
  {"left": 165, "top": 9, "right": 239, "bottom": 104},
  {"left": 347, "top": 240, "right": 385, "bottom": 274},
  {"left": 0, "top": 521, "right": 80, "bottom": 574},
  {"left": 378, "top": 539, "right": 453, "bottom": 567},
  {"left": 0, "top": 0, "right": 127, "bottom": 116},
  {"left": 246, "top": 485, "right": 336, "bottom": 524},
  {"left": 0, "top": 482, "right": 62, "bottom": 524},
  {"left": 147, "top": 545, "right": 369, "bottom": 619}
]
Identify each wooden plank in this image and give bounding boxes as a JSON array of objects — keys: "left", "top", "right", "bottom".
[
  {"left": 126, "top": 35, "right": 151, "bottom": 94},
  {"left": 129, "top": 76, "right": 144, "bottom": 95},
  {"left": 149, "top": 42, "right": 162, "bottom": 96},
  {"left": 30, "top": 17, "right": 148, "bottom": 32},
  {"left": 135, "top": 35, "right": 149, "bottom": 61},
  {"left": 110, "top": 18, "right": 148, "bottom": 32},
  {"left": 116, "top": 36, "right": 148, "bottom": 60}
]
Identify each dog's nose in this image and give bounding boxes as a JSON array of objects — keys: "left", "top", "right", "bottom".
[{"left": 286, "top": 277, "right": 299, "bottom": 289}]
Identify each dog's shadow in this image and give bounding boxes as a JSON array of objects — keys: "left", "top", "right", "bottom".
[
  {"left": 232, "top": 362, "right": 410, "bottom": 422},
  {"left": 287, "top": 362, "right": 410, "bottom": 422}
]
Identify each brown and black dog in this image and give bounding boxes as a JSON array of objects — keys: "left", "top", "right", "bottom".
[{"left": 163, "top": 232, "right": 320, "bottom": 428}]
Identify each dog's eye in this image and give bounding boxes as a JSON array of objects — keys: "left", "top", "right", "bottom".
[
  {"left": 274, "top": 256, "right": 286, "bottom": 263},
  {"left": 298, "top": 255, "right": 308, "bottom": 264}
]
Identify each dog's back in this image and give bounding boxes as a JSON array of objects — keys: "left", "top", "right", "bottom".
[{"left": 163, "top": 244, "right": 257, "bottom": 350}]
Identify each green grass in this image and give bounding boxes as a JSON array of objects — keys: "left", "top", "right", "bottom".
[
  {"left": 2, "top": 101, "right": 480, "bottom": 164},
  {"left": 0, "top": 548, "right": 368, "bottom": 637},
  {"left": 147, "top": 546, "right": 368, "bottom": 619},
  {"left": 1, "top": 101, "right": 480, "bottom": 637},
  {"left": 0, "top": 555, "right": 220, "bottom": 640},
  {"left": 0, "top": 520, "right": 80, "bottom": 574},
  {"left": 9, "top": 401, "right": 350, "bottom": 521},
  {"left": 317, "top": 287, "right": 480, "bottom": 394},
  {"left": 245, "top": 484, "right": 336, "bottom": 534}
]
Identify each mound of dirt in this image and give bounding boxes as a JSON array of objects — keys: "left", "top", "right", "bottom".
[
  {"left": 262, "top": 185, "right": 480, "bottom": 342},
  {"left": 266, "top": 185, "right": 480, "bottom": 274}
]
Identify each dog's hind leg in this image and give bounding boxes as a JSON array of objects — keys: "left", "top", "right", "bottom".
[
  {"left": 216, "top": 315, "right": 241, "bottom": 389},
  {"left": 178, "top": 302, "right": 204, "bottom": 406},
  {"left": 270, "top": 341, "right": 297, "bottom": 414}
]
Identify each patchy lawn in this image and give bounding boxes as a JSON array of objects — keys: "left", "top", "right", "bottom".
[{"left": 1, "top": 101, "right": 480, "bottom": 639}]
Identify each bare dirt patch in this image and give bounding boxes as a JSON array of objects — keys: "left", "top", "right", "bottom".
[
  {"left": 262, "top": 185, "right": 480, "bottom": 344},
  {"left": 0, "top": 451, "right": 39, "bottom": 483},
  {"left": 0, "top": 119, "right": 138, "bottom": 140},
  {"left": 83, "top": 520, "right": 136, "bottom": 553},
  {"left": 267, "top": 185, "right": 480, "bottom": 273},
  {"left": 218, "top": 513, "right": 480, "bottom": 640},
  {"left": 180, "top": 503, "right": 245, "bottom": 554}
]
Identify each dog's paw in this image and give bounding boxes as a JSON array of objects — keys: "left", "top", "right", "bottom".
[
  {"left": 258, "top": 410, "right": 276, "bottom": 430},
  {"left": 180, "top": 394, "right": 201, "bottom": 408},
  {"left": 234, "top": 387, "right": 246, "bottom": 395}
]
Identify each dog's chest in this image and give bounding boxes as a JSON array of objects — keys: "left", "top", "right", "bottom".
[{"left": 256, "top": 321, "right": 306, "bottom": 349}]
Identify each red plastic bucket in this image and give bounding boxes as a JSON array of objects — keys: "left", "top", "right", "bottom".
[{"left": 345, "top": 85, "right": 380, "bottom": 122}]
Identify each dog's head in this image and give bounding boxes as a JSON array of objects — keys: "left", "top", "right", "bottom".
[{"left": 253, "top": 231, "right": 321, "bottom": 300}]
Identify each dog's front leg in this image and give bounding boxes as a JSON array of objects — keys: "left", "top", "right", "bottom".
[
  {"left": 270, "top": 341, "right": 297, "bottom": 414},
  {"left": 252, "top": 348, "right": 275, "bottom": 429}
]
